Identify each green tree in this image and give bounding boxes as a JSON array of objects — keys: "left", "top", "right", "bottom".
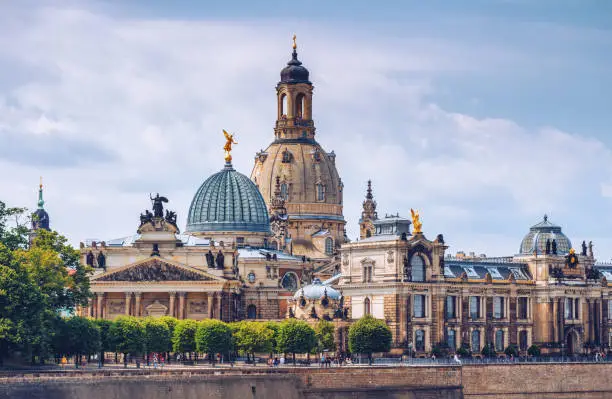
[
  {"left": 143, "top": 317, "right": 171, "bottom": 364},
  {"left": 196, "top": 319, "right": 233, "bottom": 365},
  {"left": 172, "top": 319, "right": 198, "bottom": 359},
  {"left": 277, "top": 319, "right": 317, "bottom": 365},
  {"left": 504, "top": 344, "right": 519, "bottom": 357},
  {"left": 0, "top": 201, "right": 29, "bottom": 250},
  {"left": 109, "top": 316, "right": 145, "bottom": 368},
  {"left": 348, "top": 315, "right": 392, "bottom": 365},
  {"left": 233, "top": 321, "right": 275, "bottom": 363},
  {"left": 481, "top": 343, "right": 496, "bottom": 358},
  {"left": 527, "top": 344, "right": 541, "bottom": 357},
  {"left": 158, "top": 316, "right": 178, "bottom": 363},
  {"left": 64, "top": 317, "right": 101, "bottom": 367},
  {"left": 93, "top": 318, "right": 115, "bottom": 365},
  {"left": 314, "top": 320, "right": 336, "bottom": 352}
]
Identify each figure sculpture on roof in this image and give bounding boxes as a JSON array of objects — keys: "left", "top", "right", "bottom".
[
  {"left": 582, "top": 240, "right": 587, "bottom": 256},
  {"left": 86, "top": 251, "right": 95, "bottom": 267},
  {"left": 223, "top": 129, "right": 238, "bottom": 163},
  {"left": 588, "top": 241, "right": 594, "bottom": 258},
  {"left": 410, "top": 208, "right": 422, "bottom": 234},
  {"left": 545, "top": 239, "right": 551, "bottom": 255},
  {"left": 206, "top": 250, "right": 214, "bottom": 268},
  {"left": 150, "top": 193, "right": 168, "bottom": 218},
  {"left": 216, "top": 250, "right": 225, "bottom": 269},
  {"left": 165, "top": 210, "right": 177, "bottom": 226},
  {"left": 551, "top": 239, "right": 557, "bottom": 255},
  {"left": 96, "top": 251, "right": 106, "bottom": 270}
]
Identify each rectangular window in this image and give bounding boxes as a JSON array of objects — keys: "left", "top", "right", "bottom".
[
  {"left": 470, "top": 296, "right": 481, "bottom": 319},
  {"left": 493, "top": 297, "right": 505, "bottom": 319},
  {"left": 413, "top": 295, "right": 425, "bottom": 318},
  {"left": 362, "top": 266, "right": 373, "bottom": 283},
  {"left": 518, "top": 297, "right": 528, "bottom": 319},
  {"left": 447, "top": 329, "right": 456, "bottom": 350},
  {"left": 495, "top": 330, "right": 504, "bottom": 352},
  {"left": 519, "top": 331, "right": 528, "bottom": 351},
  {"left": 446, "top": 296, "right": 457, "bottom": 319},
  {"left": 608, "top": 301, "right": 612, "bottom": 319},
  {"left": 574, "top": 298, "right": 580, "bottom": 320},
  {"left": 565, "top": 298, "right": 573, "bottom": 319}
]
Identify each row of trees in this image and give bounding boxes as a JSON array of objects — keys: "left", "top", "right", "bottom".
[
  {"left": 433, "top": 342, "right": 541, "bottom": 358},
  {"left": 46, "top": 315, "right": 393, "bottom": 367},
  {"left": 0, "top": 201, "right": 92, "bottom": 366}
]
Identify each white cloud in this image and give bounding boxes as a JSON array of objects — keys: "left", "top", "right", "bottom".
[{"left": 0, "top": 2, "right": 611, "bottom": 258}]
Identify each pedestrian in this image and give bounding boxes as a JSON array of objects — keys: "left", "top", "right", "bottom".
[{"left": 453, "top": 353, "right": 461, "bottom": 365}]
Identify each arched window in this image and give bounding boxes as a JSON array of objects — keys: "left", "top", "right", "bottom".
[
  {"left": 280, "top": 183, "right": 288, "bottom": 200},
  {"left": 411, "top": 255, "right": 425, "bottom": 282},
  {"left": 519, "top": 330, "right": 528, "bottom": 351},
  {"left": 317, "top": 184, "right": 325, "bottom": 201},
  {"left": 280, "top": 93, "right": 287, "bottom": 118},
  {"left": 282, "top": 150, "right": 292, "bottom": 163},
  {"left": 295, "top": 93, "right": 305, "bottom": 118},
  {"left": 415, "top": 329, "right": 425, "bottom": 351},
  {"left": 471, "top": 330, "right": 480, "bottom": 352},
  {"left": 325, "top": 237, "right": 334, "bottom": 255},
  {"left": 247, "top": 304, "right": 257, "bottom": 319},
  {"left": 447, "top": 329, "right": 456, "bottom": 350},
  {"left": 495, "top": 330, "right": 504, "bottom": 352},
  {"left": 364, "top": 297, "right": 371, "bottom": 316}
]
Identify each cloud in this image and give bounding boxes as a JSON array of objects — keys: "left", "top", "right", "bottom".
[{"left": 0, "top": 2, "right": 611, "bottom": 258}]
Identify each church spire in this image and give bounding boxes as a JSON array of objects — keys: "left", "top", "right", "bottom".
[
  {"left": 359, "top": 180, "right": 378, "bottom": 239},
  {"left": 38, "top": 176, "right": 45, "bottom": 209}
]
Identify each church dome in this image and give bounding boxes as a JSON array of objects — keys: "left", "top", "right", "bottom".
[
  {"left": 293, "top": 278, "right": 341, "bottom": 300},
  {"left": 519, "top": 215, "right": 572, "bottom": 255},
  {"left": 280, "top": 49, "right": 310, "bottom": 84},
  {"left": 186, "top": 163, "right": 270, "bottom": 234}
]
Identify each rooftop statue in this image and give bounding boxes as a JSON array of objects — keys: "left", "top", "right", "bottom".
[
  {"left": 223, "top": 129, "right": 238, "bottom": 163},
  {"left": 411, "top": 208, "right": 422, "bottom": 234},
  {"left": 150, "top": 193, "right": 168, "bottom": 218}
]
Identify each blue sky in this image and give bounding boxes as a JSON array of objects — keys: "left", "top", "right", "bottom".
[{"left": 0, "top": 0, "right": 611, "bottom": 258}]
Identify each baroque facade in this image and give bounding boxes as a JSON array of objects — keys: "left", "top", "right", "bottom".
[
  {"left": 340, "top": 183, "right": 612, "bottom": 356},
  {"left": 79, "top": 40, "right": 345, "bottom": 324}
]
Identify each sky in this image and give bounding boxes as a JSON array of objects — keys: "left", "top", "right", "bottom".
[{"left": 0, "top": 0, "right": 611, "bottom": 259}]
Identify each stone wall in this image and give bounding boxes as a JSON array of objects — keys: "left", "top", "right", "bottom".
[{"left": 2, "top": 363, "right": 612, "bottom": 399}]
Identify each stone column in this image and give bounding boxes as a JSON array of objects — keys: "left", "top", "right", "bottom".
[
  {"left": 178, "top": 292, "right": 186, "bottom": 319},
  {"left": 169, "top": 292, "right": 176, "bottom": 318},
  {"left": 96, "top": 293, "right": 104, "bottom": 319},
  {"left": 134, "top": 293, "right": 142, "bottom": 317},
  {"left": 217, "top": 293, "right": 222, "bottom": 321},
  {"left": 125, "top": 292, "right": 132, "bottom": 316},
  {"left": 87, "top": 298, "right": 94, "bottom": 318},
  {"left": 208, "top": 293, "right": 214, "bottom": 319}
]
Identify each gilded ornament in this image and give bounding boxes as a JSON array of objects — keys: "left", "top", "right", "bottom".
[
  {"left": 223, "top": 129, "right": 238, "bottom": 163},
  {"left": 411, "top": 208, "right": 422, "bottom": 234}
]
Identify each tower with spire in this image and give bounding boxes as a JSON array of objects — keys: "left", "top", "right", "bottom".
[
  {"left": 30, "top": 177, "right": 50, "bottom": 244},
  {"left": 250, "top": 35, "right": 345, "bottom": 259},
  {"left": 359, "top": 180, "right": 378, "bottom": 239}
]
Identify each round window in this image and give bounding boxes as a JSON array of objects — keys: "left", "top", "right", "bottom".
[{"left": 281, "top": 272, "right": 299, "bottom": 291}]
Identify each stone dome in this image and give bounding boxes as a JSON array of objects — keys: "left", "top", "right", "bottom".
[
  {"left": 519, "top": 215, "right": 572, "bottom": 255},
  {"left": 280, "top": 49, "right": 310, "bottom": 84},
  {"left": 186, "top": 163, "right": 270, "bottom": 234},
  {"left": 293, "top": 278, "right": 341, "bottom": 300}
]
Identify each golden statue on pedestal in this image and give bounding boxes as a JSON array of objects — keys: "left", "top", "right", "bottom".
[
  {"left": 223, "top": 129, "right": 238, "bottom": 163},
  {"left": 411, "top": 208, "right": 422, "bottom": 234}
]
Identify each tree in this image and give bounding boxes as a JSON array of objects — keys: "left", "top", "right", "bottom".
[
  {"left": 0, "top": 201, "right": 29, "bottom": 251},
  {"left": 348, "top": 315, "right": 392, "bottom": 365},
  {"left": 143, "top": 317, "right": 171, "bottom": 364},
  {"left": 481, "top": 343, "right": 496, "bottom": 358},
  {"left": 109, "top": 316, "right": 145, "bottom": 368},
  {"left": 527, "top": 344, "right": 541, "bottom": 357},
  {"left": 456, "top": 343, "right": 471, "bottom": 357},
  {"left": 233, "top": 321, "right": 275, "bottom": 363},
  {"left": 93, "top": 318, "right": 114, "bottom": 365},
  {"left": 158, "top": 316, "right": 178, "bottom": 362},
  {"left": 196, "top": 320, "right": 233, "bottom": 365},
  {"left": 64, "top": 317, "right": 101, "bottom": 367},
  {"left": 172, "top": 319, "right": 198, "bottom": 359},
  {"left": 314, "top": 320, "right": 336, "bottom": 352},
  {"left": 277, "top": 319, "right": 317, "bottom": 365},
  {"left": 504, "top": 344, "right": 519, "bottom": 357}
]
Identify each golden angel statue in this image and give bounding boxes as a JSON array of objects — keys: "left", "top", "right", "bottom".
[
  {"left": 411, "top": 208, "right": 422, "bottom": 234},
  {"left": 223, "top": 129, "right": 238, "bottom": 163}
]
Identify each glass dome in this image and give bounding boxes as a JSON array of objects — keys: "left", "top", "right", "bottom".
[
  {"left": 519, "top": 215, "right": 572, "bottom": 255},
  {"left": 186, "top": 163, "right": 270, "bottom": 234},
  {"left": 293, "top": 278, "right": 341, "bottom": 300}
]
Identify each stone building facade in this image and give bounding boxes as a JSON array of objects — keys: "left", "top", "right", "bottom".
[{"left": 340, "top": 184, "right": 612, "bottom": 356}]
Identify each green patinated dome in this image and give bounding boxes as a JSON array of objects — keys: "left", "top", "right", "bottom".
[{"left": 186, "top": 163, "right": 270, "bottom": 234}]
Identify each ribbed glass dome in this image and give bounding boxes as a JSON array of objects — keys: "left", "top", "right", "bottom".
[
  {"left": 186, "top": 163, "right": 270, "bottom": 234},
  {"left": 519, "top": 215, "right": 572, "bottom": 255},
  {"left": 293, "top": 278, "right": 341, "bottom": 300}
]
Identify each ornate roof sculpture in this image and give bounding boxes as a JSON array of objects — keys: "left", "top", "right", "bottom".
[
  {"left": 187, "top": 132, "right": 270, "bottom": 234},
  {"left": 519, "top": 214, "right": 572, "bottom": 255},
  {"left": 280, "top": 35, "right": 311, "bottom": 84}
]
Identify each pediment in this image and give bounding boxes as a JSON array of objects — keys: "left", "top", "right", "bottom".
[
  {"left": 360, "top": 257, "right": 376, "bottom": 265},
  {"left": 93, "top": 258, "right": 224, "bottom": 282}
]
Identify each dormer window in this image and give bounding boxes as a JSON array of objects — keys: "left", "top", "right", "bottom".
[
  {"left": 282, "top": 150, "right": 293, "bottom": 163},
  {"left": 316, "top": 184, "right": 325, "bottom": 201}
]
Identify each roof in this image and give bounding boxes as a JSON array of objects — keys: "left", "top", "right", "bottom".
[
  {"left": 519, "top": 215, "right": 572, "bottom": 255},
  {"left": 294, "top": 278, "right": 341, "bottom": 300},
  {"left": 237, "top": 247, "right": 304, "bottom": 261},
  {"left": 186, "top": 163, "right": 270, "bottom": 234},
  {"left": 100, "top": 234, "right": 210, "bottom": 247},
  {"left": 445, "top": 259, "right": 531, "bottom": 281}
]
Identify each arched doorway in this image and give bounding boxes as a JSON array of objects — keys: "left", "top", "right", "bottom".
[{"left": 566, "top": 330, "right": 579, "bottom": 355}]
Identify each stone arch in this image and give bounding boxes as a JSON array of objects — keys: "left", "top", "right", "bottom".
[{"left": 565, "top": 328, "right": 582, "bottom": 355}]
